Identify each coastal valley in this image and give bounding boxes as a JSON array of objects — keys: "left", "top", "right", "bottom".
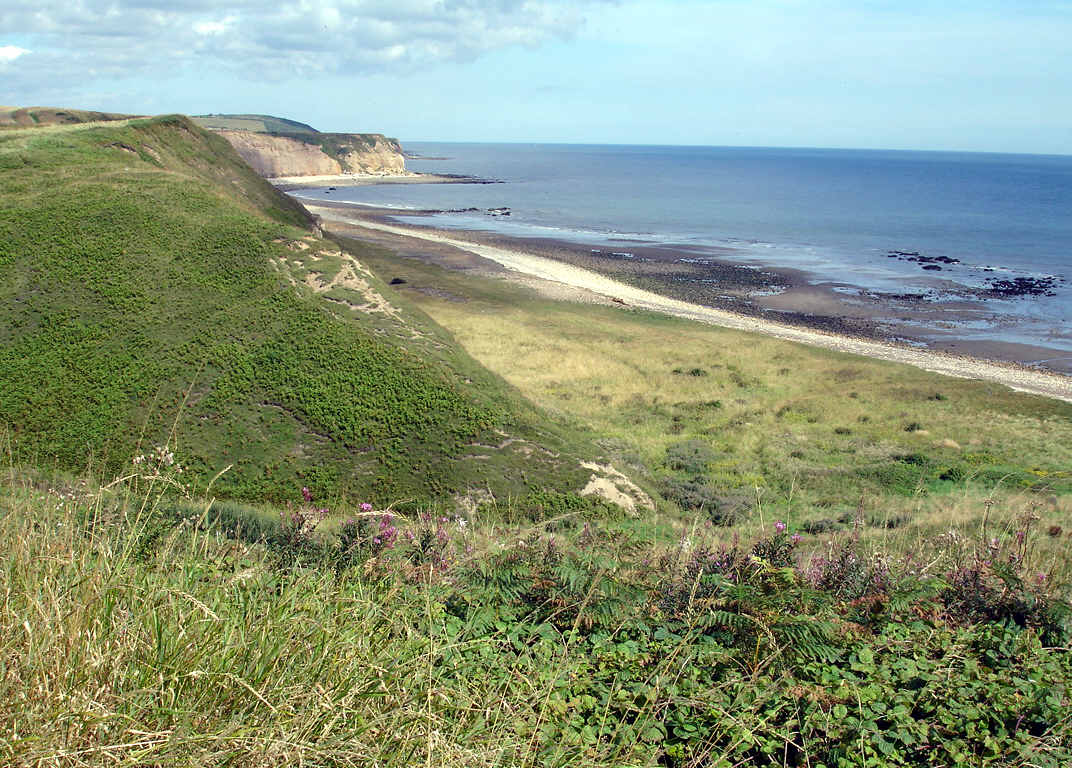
[{"left": 2, "top": 111, "right": 1071, "bottom": 767}]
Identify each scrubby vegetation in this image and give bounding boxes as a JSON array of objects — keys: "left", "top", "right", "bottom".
[
  {"left": 0, "top": 116, "right": 611, "bottom": 509},
  {"left": 353, "top": 240, "right": 1072, "bottom": 546},
  {"left": 3, "top": 460, "right": 1069, "bottom": 767}
]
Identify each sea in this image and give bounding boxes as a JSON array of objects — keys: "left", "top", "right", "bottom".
[{"left": 291, "top": 143, "right": 1072, "bottom": 371}]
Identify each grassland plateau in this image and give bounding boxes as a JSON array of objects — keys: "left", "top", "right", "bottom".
[{"left": 2, "top": 112, "right": 1071, "bottom": 767}]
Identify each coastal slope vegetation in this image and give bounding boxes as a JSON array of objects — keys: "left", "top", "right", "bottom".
[
  {"left": 0, "top": 115, "right": 618, "bottom": 509},
  {"left": 346, "top": 228, "right": 1072, "bottom": 541},
  {"left": 3, "top": 452, "right": 1070, "bottom": 767},
  {"left": 1, "top": 111, "right": 1070, "bottom": 767}
]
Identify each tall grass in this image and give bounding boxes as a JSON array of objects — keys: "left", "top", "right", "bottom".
[
  {"left": 4, "top": 453, "right": 1070, "bottom": 767},
  {"left": 0, "top": 470, "right": 535, "bottom": 766}
]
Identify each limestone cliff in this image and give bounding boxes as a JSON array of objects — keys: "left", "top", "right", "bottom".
[{"left": 217, "top": 130, "right": 407, "bottom": 178}]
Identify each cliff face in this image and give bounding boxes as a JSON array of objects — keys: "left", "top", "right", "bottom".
[{"left": 217, "top": 130, "right": 407, "bottom": 178}]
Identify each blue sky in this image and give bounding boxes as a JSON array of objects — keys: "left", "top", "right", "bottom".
[{"left": 2, "top": 1, "right": 1070, "bottom": 154}]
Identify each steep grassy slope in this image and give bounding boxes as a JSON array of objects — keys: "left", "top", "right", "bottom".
[{"left": 0, "top": 116, "right": 615, "bottom": 508}]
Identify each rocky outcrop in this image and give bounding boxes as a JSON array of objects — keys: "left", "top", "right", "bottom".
[{"left": 217, "top": 130, "right": 407, "bottom": 178}]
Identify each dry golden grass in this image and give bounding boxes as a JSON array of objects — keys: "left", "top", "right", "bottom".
[{"left": 351, "top": 243, "right": 1072, "bottom": 548}]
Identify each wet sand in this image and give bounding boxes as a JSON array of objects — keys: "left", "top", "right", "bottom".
[{"left": 301, "top": 200, "right": 1072, "bottom": 404}]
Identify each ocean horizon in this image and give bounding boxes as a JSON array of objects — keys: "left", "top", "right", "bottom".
[{"left": 292, "top": 142, "right": 1072, "bottom": 372}]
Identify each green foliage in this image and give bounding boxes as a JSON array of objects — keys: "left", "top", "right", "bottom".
[
  {"left": 261, "top": 493, "right": 1072, "bottom": 766},
  {"left": 664, "top": 439, "right": 718, "bottom": 476},
  {"left": 515, "top": 488, "right": 618, "bottom": 522},
  {"left": 6, "top": 464, "right": 1072, "bottom": 768},
  {"left": 0, "top": 115, "right": 611, "bottom": 508}
]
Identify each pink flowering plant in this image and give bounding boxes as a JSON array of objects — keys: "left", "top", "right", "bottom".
[
  {"left": 336, "top": 505, "right": 401, "bottom": 567},
  {"left": 399, "top": 512, "right": 458, "bottom": 573},
  {"left": 656, "top": 522, "right": 804, "bottom": 623},
  {"left": 271, "top": 487, "right": 468, "bottom": 577}
]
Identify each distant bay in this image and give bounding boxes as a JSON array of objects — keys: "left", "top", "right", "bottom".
[{"left": 292, "top": 143, "right": 1072, "bottom": 373}]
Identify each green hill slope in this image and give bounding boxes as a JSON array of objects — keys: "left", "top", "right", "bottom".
[
  {"left": 0, "top": 106, "right": 135, "bottom": 128},
  {"left": 0, "top": 115, "right": 618, "bottom": 508},
  {"left": 191, "top": 113, "right": 320, "bottom": 133}
]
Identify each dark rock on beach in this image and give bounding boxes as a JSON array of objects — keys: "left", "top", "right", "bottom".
[
  {"left": 978, "top": 276, "right": 1062, "bottom": 298},
  {"left": 886, "top": 250, "right": 961, "bottom": 271}
]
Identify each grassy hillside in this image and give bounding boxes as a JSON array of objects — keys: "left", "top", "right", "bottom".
[
  {"left": 0, "top": 115, "right": 616, "bottom": 509},
  {"left": 191, "top": 113, "right": 320, "bottom": 133},
  {"left": 349, "top": 231, "right": 1072, "bottom": 541},
  {"left": 0, "top": 105, "right": 135, "bottom": 128}
]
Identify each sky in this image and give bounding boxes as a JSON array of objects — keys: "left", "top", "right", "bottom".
[{"left": 2, "top": 0, "right": 1071, "bottom": 155}]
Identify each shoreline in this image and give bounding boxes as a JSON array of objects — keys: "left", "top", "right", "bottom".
[
  {"left": 269, "top": 171, "right": 478, "bottom": 191},
  {"left": 303, "top": 202, "right": 1072, "bottom": 404},
  {"left": 291, "top": 181, "right": 1072, "bottom": 374}
]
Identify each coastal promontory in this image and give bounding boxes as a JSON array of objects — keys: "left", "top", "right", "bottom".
[{"left": 192, "top": 113, "right": 407, "bottom": 178}]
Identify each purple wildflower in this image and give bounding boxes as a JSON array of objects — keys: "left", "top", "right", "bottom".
[{"left": 377, "top": 515, "right": 398, "bottom": 548}]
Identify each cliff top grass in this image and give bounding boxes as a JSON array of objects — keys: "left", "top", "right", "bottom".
[
  {"left": 0, "top": 105, "right": 136, "bottom": 128},
  {"left": 191, "top": 113, "right": 320, "bottom": 133},
  {"left": 0, "top": 115, "right": 618, "bottom": 509}
]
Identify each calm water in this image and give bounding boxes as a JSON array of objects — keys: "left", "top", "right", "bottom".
[{"left": 293, "top": 143, "right": 1072, "bottom": 358}]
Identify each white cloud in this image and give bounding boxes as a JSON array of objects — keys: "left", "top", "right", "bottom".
[
  {"left": 0, "top": 0, "right": 591, "bottom": 92},
  {"left": 194, "top": 16, "right": 237, "bottom": 36},
  {"left": 0, "top": 45, "right": 31, "bottom": 62}
]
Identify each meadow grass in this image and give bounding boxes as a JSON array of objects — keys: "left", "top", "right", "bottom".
[
  {"left": 4, "top": 452, "right": 1070, "bottom": 768},
  {"left": 0, "top": 467, "right": 557, "bottom": 767},
  {"left": 349, "top": 239, "right": 1072, "bottom": 550}
]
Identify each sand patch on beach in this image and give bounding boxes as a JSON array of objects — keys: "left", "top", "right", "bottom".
[{"left": 306, "top": 205, "right": 1072, "bottom": 404}]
